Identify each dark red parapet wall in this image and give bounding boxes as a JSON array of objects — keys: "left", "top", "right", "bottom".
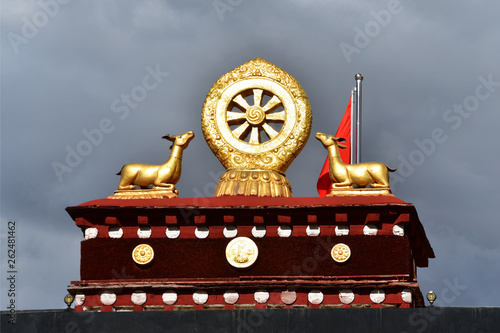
[{"left": 66, "top": 195, "right": 434, "bottom": 310}]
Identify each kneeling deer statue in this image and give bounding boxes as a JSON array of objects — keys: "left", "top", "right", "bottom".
[
  {"left": 117, "top": 131, "right": 195, "bottom": 190},
  {"left": 316, "top": 132, "right": 395, "bottom": 189}
]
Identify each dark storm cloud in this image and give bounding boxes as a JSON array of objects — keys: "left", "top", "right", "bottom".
[{"left": 1, "top": 0, "right": 499, "bottom": 309}]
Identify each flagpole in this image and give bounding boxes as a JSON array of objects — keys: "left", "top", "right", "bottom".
[
  {"left": 355, "top": 73, "right": 363, "bottom": 163},
  {"left": 350, "top": 88, "right": 357, "bottom": 164}
]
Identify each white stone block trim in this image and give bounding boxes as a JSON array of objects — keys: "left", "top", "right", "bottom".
[
  {"left": 137, "top": 226, "right": 152, "bottom": 239},
  {"left": 339, "top": 289, "right": 355, "bottom": 304},
  {"left": 75, "top": 294, "right": 85, "bottom": 306},
  {"left": 131, "top": 292, "right": 147, "bottom": 306},
  {"left": 306, "top": 225, "right": 320, "bottom": 237},
  {"left": 223, "top": 290, "right": 239, "bottom": 304},
  {"left": 393, "top": 224, "right": 405, "bottom": 236},
  {"left": 278, "top": 225, "right": 292, "bottom": 237},
  {"left": 335, "top": 225, "right": 349, "bottom": 236},
  {"left": 162, "top": 291, "right": 178, "bottom": 305},
  {"left": 401, "top": 289, "right": 412, "bottom": 303},
  {"left": 100, "top": 291, "right": 116, "bottom": 306},
  {"left": 108, "top": 227, "right": 123, "bottom": 238},
  {"left": 166, "top": 226, "right": 180, "bottom": 239},
  {"left": 223, "top": 226, "right": 238, "bottom": 238},
  {"left": 363, "top": 224, "right": 378, "bottom": 236},
  {"left": 252, "top": 226, "right": 266, "bottom": 238},
  {"left": 254, "top": 290, "right": 270, "bottom": 304},
  {"left": 281, "top": 290, "right": 297, "bottom": 305},
  {"left": 308, "top": 290, "right": 324, "bottom": 305},
  {"left": 84, "top": 227, "right": 98, "bottom": 240},
  {"left": 370, "top": 289, "right": 385, "bottom": 304},
  {"left": 193, "top": 290, "right": 209, "bottom": 305},
  {"left": 195, "top": 226, "right": 209, "bottom": 239}
]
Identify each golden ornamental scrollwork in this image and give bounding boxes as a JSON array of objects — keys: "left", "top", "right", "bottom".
[
  {"left": 331, "top": 243, "right": 351, "bottom": 263},
  {"left": 201, "top": 58, "right": 312, "bottom": 197},
  {"left": 132, "top": 244, "right": 154, "bottom": 265},
  {"left": 225, "top": 237, "right": 259, "bottom": 268}
]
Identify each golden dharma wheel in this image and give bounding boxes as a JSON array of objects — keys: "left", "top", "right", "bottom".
[{"left": 201, "top": 58, "right": 312, "bottom": 197}]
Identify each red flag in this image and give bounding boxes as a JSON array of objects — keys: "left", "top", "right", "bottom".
[{"left": 316, "top": 96, "right": 352, "bottom": 196}]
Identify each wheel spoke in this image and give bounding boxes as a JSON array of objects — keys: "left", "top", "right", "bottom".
[
  {"left": 265, "top": 111, "right": 286, "bottom": 121},
  {"left": 253, "top": 89, "right": 263, "bottom": 106},
  {"left": 249, "top": 127, "right": 260, "bottom": 144},
  {"left": 262, "top": 123, "right": 279, "bottom": 139},
  {"left": 232, "top": 122, "right": 250, "bottom": 139},
  {"left": 227, "top": 111, "right": 247, "bottom": 122},
  {"left": 262, "top": 95, "right": 282, "bottom": 112},
  {"left": 233, "top": 94, "right": 251, "bottom": 110}
]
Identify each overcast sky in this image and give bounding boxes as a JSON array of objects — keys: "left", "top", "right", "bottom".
[{"left": 1, "top": 0, "right": 500, "bottom": 310}]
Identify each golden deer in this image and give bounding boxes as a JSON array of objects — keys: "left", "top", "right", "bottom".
[
  {"left": 116, "top": 131, "right": 195, "bottom": 190},
  {"left": 315, "top": 132, "right": 395, "bottom": 189}
]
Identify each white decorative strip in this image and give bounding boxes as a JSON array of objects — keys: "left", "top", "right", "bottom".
[
  {"left": 252, "top": 226, "right": 266, "bottom": 238},
  {"left": 393, "top": 224, "right": 405, "bottom": 236},
  {"left": 277, "top": 225, "right": 292, "bottom": 237},
  {"left": 195, "top": 226, "right": 209, "bottom": 239},
  {"left": 166, "top": 226, "right": 180, "bottom": 239},
  {"left": 193, "top": 290, "right": 208, "bottom": 305},
  {"left": 100, "top": 291, "right": 116, "bottom": 306},
  {"left": 162, "top": 291, "right": 177, "bottom": 305},
  {"left": 370, "top": 289, "right": 385, "bottom": 304},
  {"left": 75, "top": 294, "right": 85, "bottom": 306},
  {"left": 137, "top": 227, "right": 152, "bottom": 239},
  {"left": 281, "top": 290, "right": 297, "bottom": 305},
  {"left": 254, "top": 290, "right": 269, "bottom": 304},
  {"left": 308, "top": 290, "right": 324, "bottom": 305},
  {"left": 339, "top": 289, "right": 355, "bottom": 304},
  {"left": 335, "top": 225, "right": 349, "bottom": 236},
  {"left": 401, "top": 289, "right": 412, "bottom": 303},
  {"left": 223, "top": 226, "right": 238, "bottom": 238},
  {"left": 363, "top": 224, "right": 378, "bottom": 236},
  {"left": 84, "top": 227, "right": 98, "bottom": 240},
  {"left": 223, "top": 290, "right": 239, "bottom": 304},
  {"left": 306, "top": 225, "right": 320, "bottom": 237},
  {"left": 131, "top": 292, "right": 147, "bottom": 306},
  {"left": 108, "top": 227, "right": 123, "bottom": 238}
]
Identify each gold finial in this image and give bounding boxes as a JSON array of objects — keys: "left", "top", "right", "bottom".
[
  {"left": 426, "top": 290, "right": 436, "bottom": 306},
  {"left": 201, "top": 58, "right": 312, "bottom": 197},
  {"left": 64, "top": 293, "right": 74, "bottom": 309},
  {"left": 315, "top": 132, "right": 395, "bottom": 195},
  {"left": 109, "top": 131, "right": 195, "bottom": 199}
]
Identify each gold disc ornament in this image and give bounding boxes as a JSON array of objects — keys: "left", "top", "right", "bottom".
[
  {"left": 201, "top": 58, "right": 312, "bottom": 197},
  {"left": 331, "top": 243, "right": 351, "bottom": 263},
  {"left": 132, "top": 244, "right": 154, "bottom": 265},
  {"left": 225, "top": 237, "right": 259, "bottom": 268}
]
